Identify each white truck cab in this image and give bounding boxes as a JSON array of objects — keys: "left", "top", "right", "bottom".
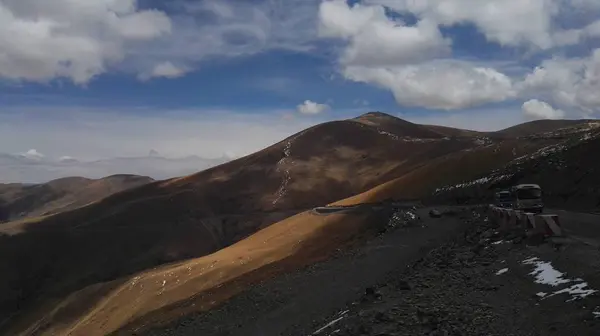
[{"left": 511, "top": 184, "right": 544, "bottom": 213}]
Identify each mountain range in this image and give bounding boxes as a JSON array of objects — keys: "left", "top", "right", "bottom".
[{"left": 1, "top": 112, "right": 598, "bottom": 335}]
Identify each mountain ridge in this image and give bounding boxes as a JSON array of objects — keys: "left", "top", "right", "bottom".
[{"left": 1, "top": 112, "right": 598, "bottom": 335}]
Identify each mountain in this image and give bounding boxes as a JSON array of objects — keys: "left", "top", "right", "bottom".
[
  {"left": 0, "top": 175, "right": 154, "bottom": 223},
  {"left": 492, "top": 119, "right": 596, "bottom": 138},
  {"left": 0, "top": 152, "right": 231, "bottom": 183},
  {"left": 0, "top": 112, "right": 597, "bottom": 335}
]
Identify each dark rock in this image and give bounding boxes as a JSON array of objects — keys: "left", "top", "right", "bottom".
[{"left": 429, "top": 209, "right": 442, "bottom": 218}]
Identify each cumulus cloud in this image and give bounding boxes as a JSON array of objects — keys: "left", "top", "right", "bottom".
[
  {"left": 19, "top": 149, "right": 45, "bottom": 160},
  {"left": 139, "top": 61, "right": 186, "bottom": 80},
  {"left": 343, "top": 61, "right": 515, "bottom": 110},
  {"left": 522, "top": 99, "right": 566, "bottom": 119},
  {"left": 319, "top": 0, "right": 450, "bottom": 66},
  {"left": 365, "top": 0, "right": 600, "bottom": 49},
  {"left": 0, "top": 0, "right": 323, "bottom": 84},
  {"left": 0, "top": 0, "right": 172, "bottom": 84},
  {"left": 315, "top": 0, "right": 600, "bottom": 114},
  {"left": 318, "top": 1, "right": 520, "bottom": 110},
  {"left": 519, "top": 49, "right": 600, "bottom": 114},
  {"left": 369, "top": 0, "right": 558, "bottom": 49},
  {"left": 296, "top": 100, "right": 330, "bottom": 114}
]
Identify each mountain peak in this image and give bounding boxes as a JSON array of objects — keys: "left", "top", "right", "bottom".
[{"left": 355, "top": 111, "right": 400, "bottom": 120}]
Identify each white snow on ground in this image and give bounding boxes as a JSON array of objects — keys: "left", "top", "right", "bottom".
[
  {"left": 273, "top": 133, "right": 303, "bottom": 205},
  {"left": 522, "top": 257, "right": 597, "bottom": 302},
  {"left": 496, "top": 268, "right": 509, "bottom": 275},
  {"left": 547, "top": 282, "right": 598, "bottom": 302},
  {"left": 434, "top": 174, "right": 512, "bottom": 193},
  {"left": 311, "top": 310, "right": 349, "bottom": 335},
  {"left": 473, "top": 137, "right": 493, "bottom": 146},
  {"left": 492, "top": 240, "right": 506, "bottom": 245},
  {"left": 594, "top": 309, "right": 600, "bottom": 318},
  {"left": 522, "top": 257, "right": 571, "bottom": 286},
  {"left": 378, "top": 130, "right": 398, "bottom": 141},
  {"left": 512, "top": 144, "right": 568, "bottom": 164},
  {"left": 406, "top": 211, "right": 417, "bottom": 220}
]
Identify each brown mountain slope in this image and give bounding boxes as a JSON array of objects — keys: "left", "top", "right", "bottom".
[
  {"left": 0, "top": 175, "right": 154, "bottom": 223},
  {"left": 0, "top": 113, "right": 591, "bottom": 335},
  {"left": 493, "top": 119, "right": 595, "bottom": 138},
  {"left": 8, "top": 120, "right": 597, "bottom": 335},
  {"left": 0, "top": 113, "right": 485, "bottom": 333},
  {"left": 422, "top": 124, "right": 485, "bottom": 137}
]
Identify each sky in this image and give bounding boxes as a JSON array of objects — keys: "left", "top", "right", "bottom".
[{"left": 1, "top": 0, "right": 600, "bottom": 182}]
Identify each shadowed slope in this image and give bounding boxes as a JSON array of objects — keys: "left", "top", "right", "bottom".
[{"left": 0, "top": 175, "right": 153, "bottom": 222}]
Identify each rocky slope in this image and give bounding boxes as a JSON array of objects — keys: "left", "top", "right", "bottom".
[{"left": 431, "top": 121, "right": 600, "bottom": 211}]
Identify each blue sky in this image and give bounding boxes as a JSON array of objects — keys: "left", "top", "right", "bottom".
[{"left": 1, "top": 0, "right": 599, "bottom": 182}]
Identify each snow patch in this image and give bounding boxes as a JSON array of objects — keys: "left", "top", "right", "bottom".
[
  {"left": 522, "top": 257, "right": 570, "bottom": 286},
  {"left": 496, "top": 268, "right": 509, "bottom": 275},
  {"left": 492, "top": 240, "right": 506, "bottom": 245},
  {"left": 434, "top": 174, "right": 512, "bottom": 193},
  {"left": 378, "top": 130, "right": 398, "bottom": 141},
  {"left": 547, "top": 282, "right": 597, "bottom": 301},
  {"left": 522, "top": 257, "right": 597, "bottom": 302}
]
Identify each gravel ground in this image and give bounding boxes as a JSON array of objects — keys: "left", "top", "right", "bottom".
[
  {"left": 307, "top": 211, "right": 600, "bottom": 336},
  {"left": 143, "top": 207, "right": 600, "bottom": 336}
]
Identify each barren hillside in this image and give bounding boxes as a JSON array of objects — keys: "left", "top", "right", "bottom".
[
  {"left": 0, "top": 113, "right": 595, "bottom": 335},
  {"left": 0, "top": 175, "right": 154, "bottom": 223}
]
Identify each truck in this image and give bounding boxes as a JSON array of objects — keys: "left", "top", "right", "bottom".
[
  {"left": 510, "top": 184, "right": 544, "bottom": 213},
  {"left": 494, "top": 190, "right": 513, "bottom": 208}
]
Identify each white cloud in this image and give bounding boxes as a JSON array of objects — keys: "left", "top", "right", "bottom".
[
  {"left": 319, "top": 0, "right": 449, "bottom": 66},
  {"left": 20, "top": 149, "right": 45, "bottom": 160},
  {"left": 0, "top": 0, "right": 171, "bottom": 84},
  {"left": 519, "top": 49, "right": 600, "bottom": 114},
  {"left": 0, "top": 0, "right": 323, "bottom": 84},
  {"left": 139, "top": 61, "right": 186, "bottom": 80},
  {"left": 343, "top": 60, "right": 515, "bottom": 110},
  {"left": 366, "top": 0, "right": 565, "bottom": 49},
  {"left": 522, "top": 99, "right": 566, "bottom": 119},
  {"left": 317, "top": 1, "right": 517, "bottom": 110},
  {"left": 296, "top": 100, "right": 330, "bottom": 114}
]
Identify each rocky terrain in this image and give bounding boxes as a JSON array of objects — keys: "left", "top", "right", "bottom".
[
  {"left": 1, "top": 113, "right": 599, "bottom": 336},
  {"left": 304, "top": 208, "right": 600, "bottom": 336},
  {"left": 432, "top": 121, "right": 600, "bottom": 212}
]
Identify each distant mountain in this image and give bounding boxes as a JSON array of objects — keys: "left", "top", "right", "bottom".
[
  {"left": 0, "top": 175, "right": 154, "bottom": 222},
  {"left": 0, "top": 153, "right": 232, "bottom": 183},
  {"left": 1, "top": 112, "right": 598, "bottom": 335}
]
